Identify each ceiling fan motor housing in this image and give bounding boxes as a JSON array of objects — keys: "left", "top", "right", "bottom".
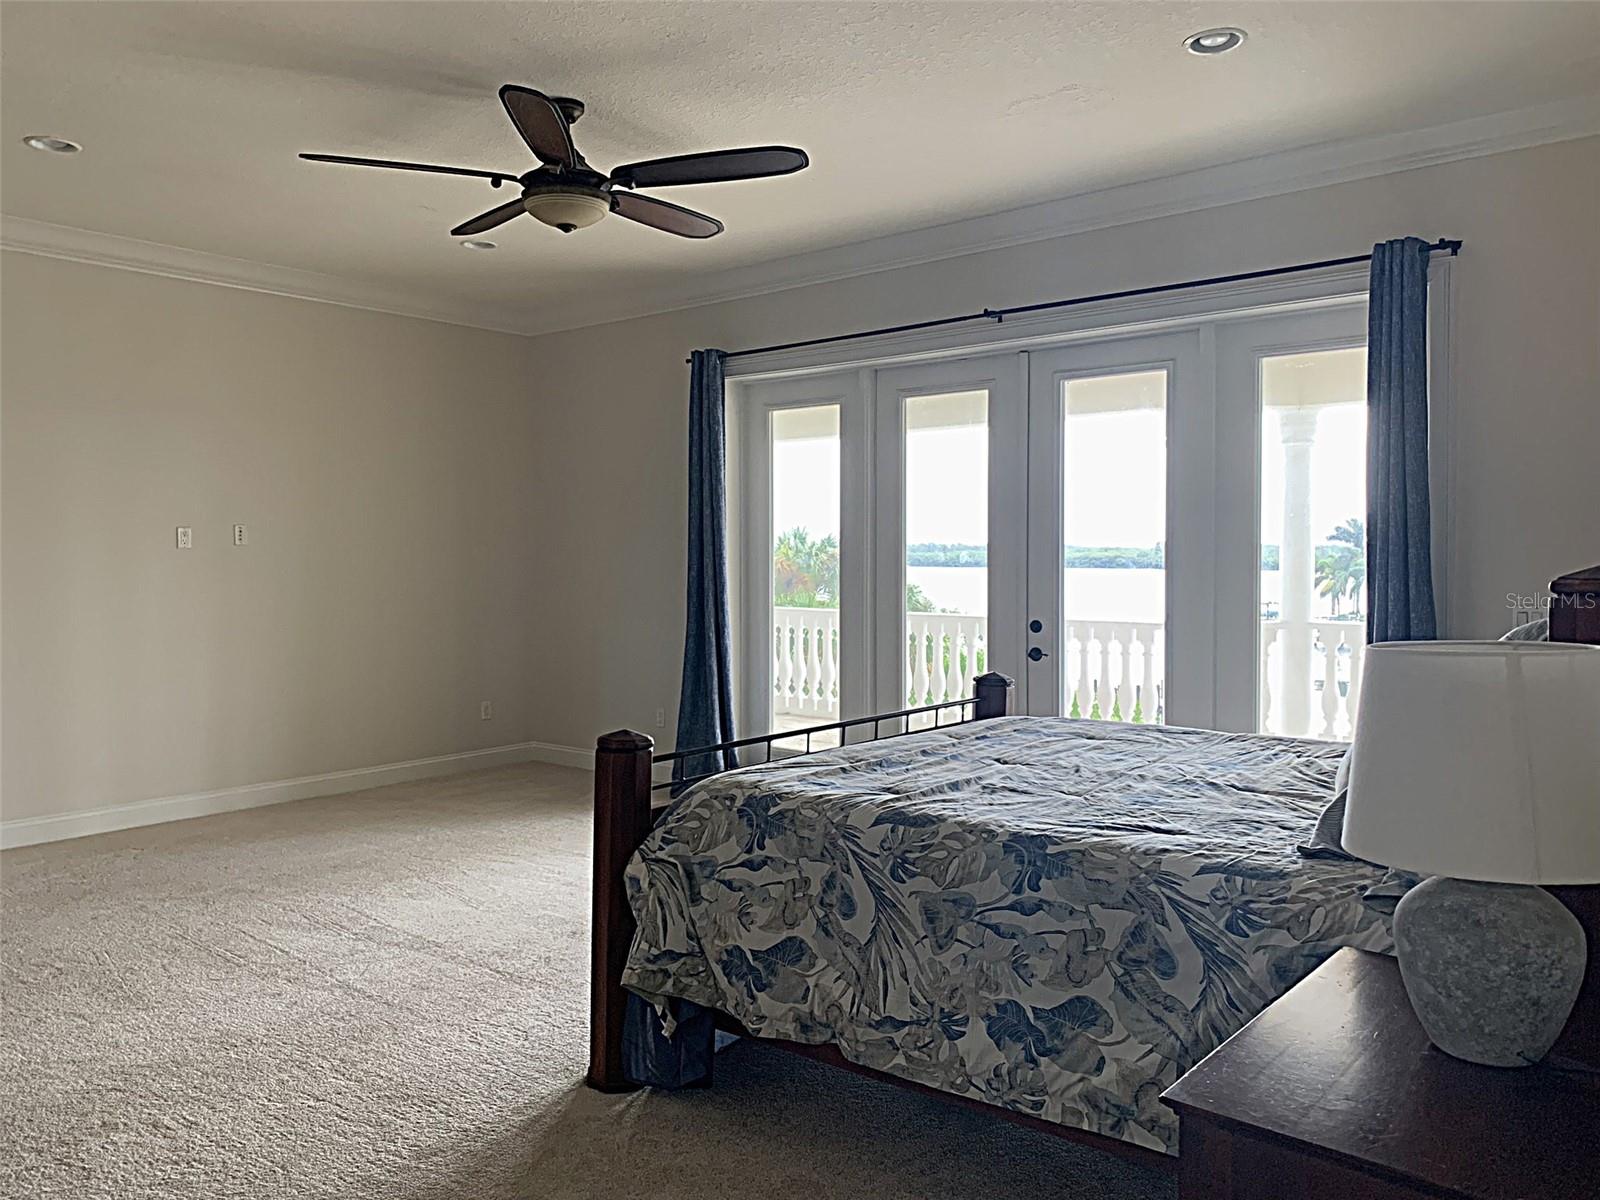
[{"left": 521, "top": 182, "right": 610, "bottom": 233}]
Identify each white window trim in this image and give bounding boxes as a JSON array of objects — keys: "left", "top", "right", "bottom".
[{"left": 726, "top": 257, "right": 1456, "bottom": 732}]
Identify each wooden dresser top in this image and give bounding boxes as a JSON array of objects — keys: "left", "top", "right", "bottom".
[{"left": 1162, "top": 948, "right": 1600, "bottom": 1200}]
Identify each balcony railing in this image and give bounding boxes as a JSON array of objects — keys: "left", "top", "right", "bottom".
[
  {"left": 772, "top": 608, "right": 1363, "bottom": 740},
  {"left": 1261, "top": 618, "right": 1366, "bottom": 740}
]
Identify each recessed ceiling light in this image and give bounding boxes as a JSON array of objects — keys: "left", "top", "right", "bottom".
[
  {"left": 461, "top": 239, "right": 497, "bottom": 251},
  {"left": 1184, "top": 27, "right": 1247, "bottom": 56},
  {"left": 23, "top": 135, "right": 81, "bottom": 154}
]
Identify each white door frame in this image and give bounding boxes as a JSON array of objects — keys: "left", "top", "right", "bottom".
[
  {"left": 872, "top": 353, "right": 1027, "bottom": 714},
  {"left": 730, "top": 370, "right": 868, "bottom": 738},
  {"left": 1024, "top": 330, "right": 1212, "bottom": 725},
  {"left": 1212, "top": 304, "right": 1369, "bottom": 732}
]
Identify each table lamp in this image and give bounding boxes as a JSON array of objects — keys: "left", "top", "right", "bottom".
[{"left": 1343, "top": 641, "right": 1600, "bottom": 1067}]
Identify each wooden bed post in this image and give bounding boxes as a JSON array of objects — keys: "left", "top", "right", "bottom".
[
  {"left": 587, "top": 728, "right": 654, "bottom": 1092},
  {"left": 973, "top": 671, "right": 1015, "bottom": 720}
]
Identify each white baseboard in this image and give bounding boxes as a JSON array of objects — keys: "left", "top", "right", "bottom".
[{"left": 0, "top": 739, "right": 593, "bottom": 850}]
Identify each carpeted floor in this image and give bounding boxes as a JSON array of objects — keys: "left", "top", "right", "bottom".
[{"left": 1, "top": 763, "right": 1176, "bottom": 1199}]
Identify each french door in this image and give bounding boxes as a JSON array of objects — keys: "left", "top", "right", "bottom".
[
  {"left": 873, "top": 356, "right": 1026, "bottom": 726},
  {"left": 735, "top": 299, "right": 1372, "bottom": 741},
  {"left": 1022, "top": 332, "right": 1211, "bottom": 725}
]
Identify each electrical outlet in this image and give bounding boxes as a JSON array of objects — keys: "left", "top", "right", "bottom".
[
  {"left": 655, "top": 707, "right": 666, "bottom": 729},
  {"left": 233, "top": 524, "right": 248, "bottom": 546},
  {"left": 480, "top": 700, "right": 493, "bottom": 721},
  {"left": 175, "top": 526, "right": 193, "bottom": 549}
]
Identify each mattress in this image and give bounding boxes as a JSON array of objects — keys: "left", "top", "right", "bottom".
[{"left": 622, "top": 716, "right": 1396, "bottom": 1153}]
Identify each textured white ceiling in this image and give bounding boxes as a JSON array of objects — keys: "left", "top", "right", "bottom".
[{"left": 3, "top": 1, "right": 1598, "bottom": 332}]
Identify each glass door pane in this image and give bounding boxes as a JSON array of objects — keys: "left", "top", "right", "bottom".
[
  {"left": 904, "top": 390, "right": 989, "bottom": 725},
  {"left": 1212, "top": 303, "right": 1369, "bottom": 737},
  {"left": 1258, "top": 347, "right": 1368, "bottom": 739},
  {"left": 1061, "top": 371, "right": 1167, "bottom": 723},
  {"left": 770, "top": 404, "right": 842, "bottom": 740},
  {"left": 874, "top": 355, "right": 1025, "bottom": 730},
  {"left": 1026, "top": 333, "right": 1205, "bottom": 723}
]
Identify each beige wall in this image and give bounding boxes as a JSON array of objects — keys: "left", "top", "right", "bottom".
[
  {"left": 522, "top": 136, "right": 1600, "bottom": 751},
  {"left": 1, "top": 255, "right": 538, "bottom": 824},
  {"left": 3, "top": 137, "right": 1596, "bottom": 828}
]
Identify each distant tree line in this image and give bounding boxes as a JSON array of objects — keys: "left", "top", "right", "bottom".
[
  {"left": 780, "top": 520, "right": 1364, "bottom": 614},
  {"left": 907, "top": 543, "right": 1173, "bottom": 569}
]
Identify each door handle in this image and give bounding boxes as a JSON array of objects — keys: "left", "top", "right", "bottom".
[{"left": 1028, "top": 646, "right": 1048, "bottom": 662}]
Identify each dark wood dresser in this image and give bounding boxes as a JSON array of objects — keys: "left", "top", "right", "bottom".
[
  {"left": 1546, "top": 563, "right": 1600, "bottom": 1070},
  {"left": 1162, "top": 948, "right": 1600, "bottom": 1200}
]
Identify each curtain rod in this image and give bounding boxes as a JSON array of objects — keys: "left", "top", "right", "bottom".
[{"left": 695, "top": 238, "right": 1462, "bottom": 364}]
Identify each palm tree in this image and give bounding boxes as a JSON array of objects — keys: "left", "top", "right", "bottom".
[
  {"left": 1314, "top": 518, "right": 1366, "bottom": 618},
  {"left": 773, "top": 528, "right": 840, "bottom": 605}
]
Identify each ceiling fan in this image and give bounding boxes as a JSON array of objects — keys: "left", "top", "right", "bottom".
[{"left": 300, "top": 85, "right": 808, "bottom": 240}]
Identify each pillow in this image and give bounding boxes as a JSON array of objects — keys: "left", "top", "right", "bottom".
[
  {"left": 1501, "top": 617, "right": 1549, "bottom": 642},
  {"left": 1298, "top": 746, "right": 1364, "bottom": 862}
]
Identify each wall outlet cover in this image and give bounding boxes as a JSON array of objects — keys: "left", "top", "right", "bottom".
[
  {"left": 480, "top": 701, "right": 494, "bottom": 721},
  {"left": 233, "top": 524, "right": 248, "bottom": 546},
  {"left": 176, "top": 526, "right": 193, "bottom": 549}
]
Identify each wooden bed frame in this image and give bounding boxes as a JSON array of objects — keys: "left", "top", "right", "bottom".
[{"left": 586, "top": 565, "right": 1600, "bottom": 1168}]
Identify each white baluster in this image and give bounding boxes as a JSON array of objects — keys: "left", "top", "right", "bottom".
[
  {"left": 1138, "top": 625, "right": 1156, "bottom": 724},
  {"left": 771, "top": 614, "right": 783, "bottom": 715},
  {"left": 1260, "top": 625, "right": 1277, "bottom": 734},
  {"left": 1074, "top": 622, "right": 1092, "bottom": 718},
  {"left": 918, "top": 621, "right": 934, "bottom": 706},
  {"left": 940, "top": 620, "right": 953, "bottom": 704},
  {"left": 814, "top": 616, "right": 828, "bottom": 713},
  {"left": 821, "top": 611, "right": 837, "bottom": 714},
  {"left": 802, "top": 618, "right": 817, "bottom": 713},
  {"left": 1319, "top": 627, "right": 1340, "bottom": 739},
  {"left": 783, "top": 615, "right": 796, "bottom": 713},
  {"left": 944, "top": 620, "right": 960, "bottom": 702},
  {"left": 1116, "top": 627, "right": 1134, "bottom": 722},
  {"left": 1346, "top": 634, "right": 1365, "bottom": 736},
  {"left": 1095, "top": 626, "right": 1112, "bottom": 720}
]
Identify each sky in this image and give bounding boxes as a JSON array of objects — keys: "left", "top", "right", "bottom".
[{"left": 772, "top": 397, "right": 1366, "bottom": 551}]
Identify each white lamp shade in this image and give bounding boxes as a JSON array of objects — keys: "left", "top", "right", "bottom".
[{"left": 1343, "top": 642, "right": 1600, "bottom": 884}]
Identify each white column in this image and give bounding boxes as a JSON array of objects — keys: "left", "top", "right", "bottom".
[{"left": 1279, "top": 406, "right": 1319, "bottom": 737}]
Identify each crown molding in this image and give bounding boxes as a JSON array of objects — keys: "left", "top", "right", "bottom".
[
  {"left": 2, "top": 95, "right": 1596, "bottom": 340},
  {"left": 521, "top": 93, "right": 1600, "bottom": 336},
  {"left": 0, "top": 216, "right": 527, "bottom": 337}
]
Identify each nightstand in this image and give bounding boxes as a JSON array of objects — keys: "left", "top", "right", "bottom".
[{"left": 1161, "top": 948, "right": 1598, "bottom": 1200}]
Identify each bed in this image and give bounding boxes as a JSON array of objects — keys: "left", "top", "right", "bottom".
[{"left": 586, "top": 572, "right": 1600, "bottom": 1165}]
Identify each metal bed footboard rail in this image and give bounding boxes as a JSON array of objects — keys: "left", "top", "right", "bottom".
[{"left": 652, "top": 672, "right": 1013, "bottom": 792}]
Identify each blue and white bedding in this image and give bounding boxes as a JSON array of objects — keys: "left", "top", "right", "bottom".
[{"left": 622, "top": 717, "right": 1397, "bottom": 1154}]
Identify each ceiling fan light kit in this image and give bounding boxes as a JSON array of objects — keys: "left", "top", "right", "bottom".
[
  {"left": 523, "top": 186, "right": 610, "bottom": 233},
  {"left": 301, "top": 83, "right": 808, "bottom": 242}
]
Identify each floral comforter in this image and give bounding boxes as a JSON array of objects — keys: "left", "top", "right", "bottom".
[{"left": 622, "top": 717, "right": 1395, "bottom": 1154}]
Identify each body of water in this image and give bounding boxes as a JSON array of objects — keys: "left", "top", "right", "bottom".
[{"left": 907, "top": 565, "right": 1348, "bottom": 623}]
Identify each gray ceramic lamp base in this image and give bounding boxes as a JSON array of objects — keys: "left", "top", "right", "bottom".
[{"left": 1393, "top": 876, "right": 1586, "bottom": 1068}]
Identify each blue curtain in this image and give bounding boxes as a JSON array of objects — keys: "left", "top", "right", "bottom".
[
  {"left": 673, "top": 349, "right": 738, "bottom": 789},
  {"left": 1366, "top": 238, "right": 1437, "bottom": 642}
]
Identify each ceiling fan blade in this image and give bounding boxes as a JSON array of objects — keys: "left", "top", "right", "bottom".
[
  {"left": 608, "top": 146, "right": 808, "bottom": 190},
  {"left": 451, "top": 198, "right": 529, "bottom": 237},
  {"left": 499, "top": 85, "right": 577, "bottom": 168},
  {"left": 610, "top": 190, "right": 723, "bottom": 239},
  {"left": 299, "top": 153, "right": 516, "bottom": 184}
]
